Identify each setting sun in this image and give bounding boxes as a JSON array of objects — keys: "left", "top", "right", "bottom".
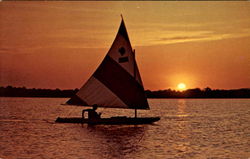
[{"left": 177, "top": 83, "right": 186, "bottom": 91}]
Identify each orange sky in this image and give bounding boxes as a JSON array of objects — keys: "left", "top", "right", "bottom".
[{"left": 0, "top": 2, "right": 250, "bottom": 90}]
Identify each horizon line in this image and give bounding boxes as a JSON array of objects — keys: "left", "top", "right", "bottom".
[{"left": 1, "top": 85, "right": 250, "bottom": 92}]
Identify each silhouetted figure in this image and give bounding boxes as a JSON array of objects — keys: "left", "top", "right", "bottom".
[{"left": 82, "top": 104, "right": 101, "bottom": 120}]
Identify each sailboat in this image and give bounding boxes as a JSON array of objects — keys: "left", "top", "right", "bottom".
[{"left": 56, "top": 17, "right": 160, "bottom": 125}]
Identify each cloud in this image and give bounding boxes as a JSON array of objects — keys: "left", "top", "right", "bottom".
[
  {"left": 0, "top": 48, "right": 10, "bottom": 52},
  {"left": 133, "top": 25, "right": 250, "bottom": 46},
  {"left": 158, "top": 35, "right": 207, "bottom": 41}
]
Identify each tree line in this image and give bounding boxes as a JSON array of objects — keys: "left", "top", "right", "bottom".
[
  {"left": 0, "top": 86, "right": 78, "bottom": 98},
  {"left": 0, "top": 86, "right": 249, "bottom": 98},
  {"left": 145, "top": 87, "right": 250, "bottom": 98}
]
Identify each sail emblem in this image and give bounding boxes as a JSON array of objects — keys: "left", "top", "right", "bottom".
[
  {"left": 118, "top": 46, "right": 128, "bottom": 63},
  {"left": 119, "top": 56, "right": 129, "bottom": 63},
  {"left": 118, "top": 47, "right": 126, "bottom": 56}
]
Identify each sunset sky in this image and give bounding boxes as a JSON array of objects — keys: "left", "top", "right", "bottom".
[{"left": 0, "top": 2, "right": 250, "bottom": 90}]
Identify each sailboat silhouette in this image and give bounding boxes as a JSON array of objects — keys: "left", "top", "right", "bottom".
[{"left": 56, "top": 17, "right": 160, "bottom": 125}]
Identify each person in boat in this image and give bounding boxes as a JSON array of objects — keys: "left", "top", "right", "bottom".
[{"left": 82, "top": 104, "right": 101, "bottom": 120}]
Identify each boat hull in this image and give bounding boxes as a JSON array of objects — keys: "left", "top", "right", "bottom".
[{"left": 55, "top": 116, "right": 160, "bottom": 125}]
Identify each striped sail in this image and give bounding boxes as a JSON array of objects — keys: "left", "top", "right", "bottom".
[{"left": 66, "top": 18, "right": 149, "bottom": 110}]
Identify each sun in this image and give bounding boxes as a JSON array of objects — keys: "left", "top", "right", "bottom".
[{"left": 177, "top": 83, "right": 186, "bottom": 91}]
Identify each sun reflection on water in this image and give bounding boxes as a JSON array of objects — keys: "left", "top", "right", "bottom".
[
  {"left": 174, "top": 99, "right": 192, "bottom": 157},
  {"left": 177, "top": 99, "right": 188, "bottom": 117}
]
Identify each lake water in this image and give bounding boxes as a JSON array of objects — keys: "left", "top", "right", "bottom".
[{"left": 0, "top": 97, "right": 249, "bottom": 159}]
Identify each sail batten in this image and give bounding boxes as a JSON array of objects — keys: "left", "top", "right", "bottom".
[{"left": 66, "top": 18, "right": 149, "bottom": 110}]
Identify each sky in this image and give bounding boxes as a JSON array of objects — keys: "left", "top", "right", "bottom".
[{"left": 0, "top": 1, "right": 250, "bottom": 90}]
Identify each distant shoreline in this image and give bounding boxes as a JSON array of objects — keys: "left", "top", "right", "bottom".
[{"left": 0, "top": 86, "right": 249, "bottom": 98}]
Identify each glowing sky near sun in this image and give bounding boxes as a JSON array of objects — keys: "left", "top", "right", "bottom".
[{"left": 0, "top": 2, "right": 250, "bottom": 90}]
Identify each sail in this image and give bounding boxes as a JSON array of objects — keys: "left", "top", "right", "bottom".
[{"left": 66, "top": 18, "right": 149, "bottom": 110}]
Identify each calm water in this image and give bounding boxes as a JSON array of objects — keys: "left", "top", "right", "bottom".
[{"left": 0, "top": 98, "right": 249, "bottom": 159}]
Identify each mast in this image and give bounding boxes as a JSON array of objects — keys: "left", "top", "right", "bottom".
[{"left": 133, "top": 49, "right": 137, "bottom": 118}]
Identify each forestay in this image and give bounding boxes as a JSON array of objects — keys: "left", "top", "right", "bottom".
[{"left": 66, "top": 18, "right": 149, "bottom": 110}]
